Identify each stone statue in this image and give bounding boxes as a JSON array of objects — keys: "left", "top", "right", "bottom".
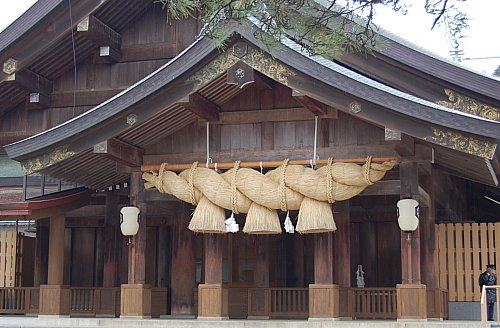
[{"left": 356, "top": 264, "right": 365, "bottom": 288}]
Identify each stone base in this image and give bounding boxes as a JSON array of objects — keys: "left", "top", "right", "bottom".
[
  {"left": 39, "top": 285, "right": 70, "bottom": 316},
  {"left": 397, "top": 284, "right": 427, "bottom": 320},
  {"left": 120, "top": 284, "right": 152, "bottom": 317},
  {"left": 309, "top": 284, "right": 339, "bottom": 319},
  {"left": 197, "top": 284, "right": 228, "bottom": 318}
]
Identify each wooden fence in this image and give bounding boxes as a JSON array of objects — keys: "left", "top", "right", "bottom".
[
  {"left": 0, "top": 232, "right": 16, "bottom": 287},
  {"left": 0, "top": 287, "right": 167, "bottom": 317},
  {"left": 437, "top": 223, "right": 500, "bottom": 302}
]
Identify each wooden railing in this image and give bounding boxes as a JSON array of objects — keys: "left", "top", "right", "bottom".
[
  {"left": 248, "top": 288, "right": 308, "bottom": 318},
  {"left": 426, "top": 288, "right": 449, "bottom": 319},
  {"left": 71, "top": 287, "right": 96, "bottom": 315},
  {"left": 352, "top": 288, "right": 397, "bottom": 319}
]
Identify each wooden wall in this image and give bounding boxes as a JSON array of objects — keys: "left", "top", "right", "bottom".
[
  {"left": 0, "top": 231, "right": 17, "bottom": 287},
  {"left": 437, "top": 222, "right": 500, "bottom": 302}
]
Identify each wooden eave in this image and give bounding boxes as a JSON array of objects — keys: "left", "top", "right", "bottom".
[{"left": 3, "top": 25, "right": 499, "bottom": 187}]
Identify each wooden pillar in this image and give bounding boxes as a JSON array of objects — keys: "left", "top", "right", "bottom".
[
  {"left": 334, "top": 201, "right": 350, "bottom": 288},
  {"left": 253, "top": 235, "right": 269, "bottom": 288},
  {"left": 171, "top": 204, "right": 196, "bottom": 315},
  {"left": 102, "top": 191, "right": 120, "bottom": 287},
  {"left": 34, "top": 219, "right": 48, "bottom": 287},
  {"left": 39, "top": 215, "right": 70, "bottom": 316},
  {"left": 198, "top": 234, "right": 227, "bottom": 318},
  {"left": 121, "top": 171, "right": 151, "bottom": 318},
  {"left": 309, "top": 232, "right": 339, "bottom": 319},
  {"left": 397, "top": 162, "right": 426, "bottom": 320}
]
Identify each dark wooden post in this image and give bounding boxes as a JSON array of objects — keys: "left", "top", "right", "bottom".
[
  {"left": 334, "top": 201, "right": 352, "bottom": 319},
  {"left": 397, "top": 162, "right": 426, "bottom": 320},
  {"left": 334, "top": 201, "right": 350, "bottom": 288},
  {"left": 309, "top": 231, "right": 339, "bottom": 319},
  {"left": 253, "top": 235, "right": 269, "bottom": 288},
  {"left": 34, "top": 219, "right": 48, "bottom": 287},
  {"left": 420, "top": 206, "right": 437, "bottom": 288},
  {"left": 171, "top": 204, "right": 196, "bottom": 315},
  {"left": 103, "top": 190, "right": 120, "bottom": 287},
  {"left": 39, "top": 215, "right": 70, "bottom": 316},
  {"left": 198, "top": 233, "right": 227, "bottom": 318},
  {"left": 120, "top": 171, "right": 151, "bottom": 317}
]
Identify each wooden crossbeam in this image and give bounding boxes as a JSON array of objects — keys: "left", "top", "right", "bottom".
[
  {"left": 77, "top": 16, "right": 122, "bottom": 62},
  {"left": 179, "top": 93, "right": 220, "bottom": 121},
  {"left": 201, "top": 107, "right": 337, "bottom": 125},
  {"left": 93, "top": 138, "right": 143, "bottom": 167}
]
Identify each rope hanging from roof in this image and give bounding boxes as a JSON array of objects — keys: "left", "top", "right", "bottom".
[{"left": 143, "top": 157, "right": 396, "bottom": 234}]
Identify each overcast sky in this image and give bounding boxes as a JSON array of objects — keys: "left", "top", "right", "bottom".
[{"left": 0, "top": 0, "right": 499, "bottom": 75}]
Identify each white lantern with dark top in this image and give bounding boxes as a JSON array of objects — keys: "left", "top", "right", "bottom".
[
  {"left": 397, "top": 198, "right": 419, "bottom": 232},
  {"left": 120, "top": 206, "right": 140, "bottom": 244}
]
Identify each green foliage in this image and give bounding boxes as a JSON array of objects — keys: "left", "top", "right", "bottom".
[{"left": 155, "top": 0, "right": 468, "bottom": 59}]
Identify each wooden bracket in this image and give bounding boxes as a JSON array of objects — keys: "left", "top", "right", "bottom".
[
  {"left": 77, "top": 16, "right": 122, "bottom": 62},
  {"left": 6, "top": 69, "right": 53, "bottom": 108},
  {"left": 93, "top": 138, "right": 143, "bottom": 167},
  {"left": 179, "top": 93, "right": 220, "bottom": 121}
]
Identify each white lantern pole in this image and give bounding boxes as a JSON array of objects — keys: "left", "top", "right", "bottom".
[{"left": 397, "top": 198, "right": 419, "bottom": 284}]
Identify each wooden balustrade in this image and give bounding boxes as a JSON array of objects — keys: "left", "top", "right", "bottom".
[
  {"left": 352, "top": 288, "right": 397, "bottom": 319},
  {"left": 269, "top": 288, "right": 308, "bottom": 318},
  {"left": 71, "top": 288, "right": 95, "bottom": 315},
  {"left": 426, "top": 288, "right": 449, "bottom": 319}
]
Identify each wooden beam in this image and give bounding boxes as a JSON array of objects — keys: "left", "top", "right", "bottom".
[
  {"left": 144, "top": 144, "right": 397, "bottom": 166},
  {"left": 77, "top": 16, "right": 122, "bottom": 62},
  {"left": 359, "top": 180, "right": 401, "bottom": 196},
  {"left": 93, "top": 138, "right": 143, "bottom": 167},
  {"left": 201, "top": 107, "right": 337, "bottom": 125},
  {"left": 6, "top": 69, "right": 52, "bottom": 107},
  {"left": 179, "top": 93, "right": 219, "bottom": 121},
  {"left": 292, "top": 90, "right": 326, "bottom": 115}
]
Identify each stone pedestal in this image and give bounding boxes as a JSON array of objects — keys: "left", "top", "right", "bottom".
[
  {"left": 397, "top": 284, "right": 427, "bottom": 320},
  {"left": 197, "top": 284, "right": 228, "bottom": 319},
  {"left": 120, "top": 284, "right": 151, "bottom": 318},
  {"left": 39, "top": 285, "right": 70, "bottom": 316},
  {"left": 309, "top": 284, "right": 339, "bottom": 319}
]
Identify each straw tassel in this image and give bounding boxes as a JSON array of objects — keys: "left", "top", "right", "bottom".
[
  {"left": 243, "top": 202, "right": 281, "bottom": 234},
  {"left": 188, "top": 196, "right": 226, "bottom": 233},
  {"left": 296, "top": 197, "right": 337, "bottom": 234}
]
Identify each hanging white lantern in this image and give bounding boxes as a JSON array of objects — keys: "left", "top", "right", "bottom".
[
  {"left": 120, "top": 206, "right": 140, "bottom": 240},
  {"left": 397, "top": 198, "right": 419, "bottom": 232}
]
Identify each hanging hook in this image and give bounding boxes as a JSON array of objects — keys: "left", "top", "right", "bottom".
[
  {"left": 206, "top": 121, "right": 212, "bottom": 168},
  {"left": 214, "top": 162, "right": 218, "bottom": 172},
  {"left": 259, "top": 161, "right": 263, "bottom": 174},
  {"left": 312, "top": 116, "right": 318, "bottom": 167}
]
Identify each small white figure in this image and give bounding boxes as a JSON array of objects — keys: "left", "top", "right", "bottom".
[{"left": 356, "top": 264, "right": 365, "bottom": 288}]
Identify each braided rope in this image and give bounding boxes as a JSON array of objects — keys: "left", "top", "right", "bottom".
[
  {"left": 188, "top": 161, "right": 198, "bottom": 205},
  {"left": 326, "top": 157, "right": 335, "bottom": 204},
  {"left": 156, "top": 163, "right": 167, "bottom": 193},
  {"left": 363, "top": 156, "right": 374, "bottom": 185},
  {"left": 231, "top": 161, "right": 241, "bottom": 214},
  {"left": 279, "top": 159, "right": 289, "bottom": 212}
]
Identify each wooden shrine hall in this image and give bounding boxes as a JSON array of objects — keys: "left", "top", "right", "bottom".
[{"left": 0, "top": 0, "right": 499, "bottom": 321}]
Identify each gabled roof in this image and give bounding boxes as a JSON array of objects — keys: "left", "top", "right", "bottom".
[{"left": 2, "top": 12, "right": 499, "bottom": 188}]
